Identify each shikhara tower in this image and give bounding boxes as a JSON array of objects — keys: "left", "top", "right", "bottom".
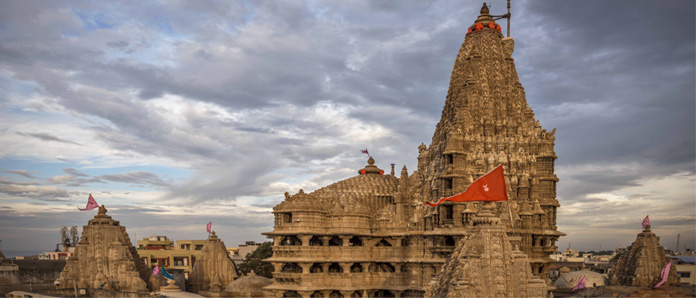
[{"left": 265, "top": 3, "right": 563, "bottom": 297}]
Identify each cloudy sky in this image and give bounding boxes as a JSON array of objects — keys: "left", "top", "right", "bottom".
[{"left": 0, "top": 0, "right": 693, "bottom": 256}]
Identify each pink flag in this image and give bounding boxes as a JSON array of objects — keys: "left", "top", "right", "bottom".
[
  {"left": 78, "top": 194, "right": 99, "bottom": 211},
  {"left": 361, "top": 148, "right": 370, "bottom": 156},
  {"left": 206, "top": 222, "right": 212, "bottom": 233},
  {"left": 654, "top": 260, "right": 672, "bottom": 288},
  {"left": 571, "top": 275, "right": 586, "bottom": 292},
  {"left": 152, "top": 264, "right": 160, "bottom": 276},
  {"left": 642, "top": 215, "right": 650, "bottom": 229}
]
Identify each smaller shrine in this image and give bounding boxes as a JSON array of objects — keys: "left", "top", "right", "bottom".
[
  {"left": 56, "top": 205, "right": 159, "bottom": 295},
  {"left": 426, "top": 202, "right": 547, "bottom": 298},
  {"left": 610, "top": 224, "right": 679, "bottom": 287},
  {"left": 187, "top": 231, "right": 240, "bottom": 295}
]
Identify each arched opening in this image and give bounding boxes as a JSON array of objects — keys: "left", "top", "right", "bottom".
[
  {"left": 284, "top": 291, "right": 301, "bottom": 298},
  {"left": 376, "top": 239, "right": 392, "bottom": 247},
  {"left": 310, "top": 263, "right": 323, "bottom": 273},
  {"left": 329, "top": 290, "right": 343, "bottom": 298},
  {"left": 311, "top": 292, "right": 323, "bottom": 298},
  {"left": 374, "top": 290, "right": 394, "bottom": 297},
  {"left": 281, "top": 235, "right": 301, "bottom": 246},
  {"left": 350, "top": 263, "right": 363, "bottom": 273},
  {"left": 349, "top": 236, "right": 363, "bottom": 246},
  {"left": 444, "top": 236, "right": 455, "bottom": 246},
  {"left": 537, "top": 266, "right": 543, "bottom": 275},
  {"left": 329, "top": 236, "right": 343, "bottom": 246},
  {"left": 328, "top": 263, "right": 343, "bottom": 273},
  {"left": 374, "top": 263, "right": 395, "bottom": 272},
  {"left": 281, "top": 263, "right": 302, "bottom": 273},
  {"left": 309, "top": 236, "right": 322, "bottom": 246}
]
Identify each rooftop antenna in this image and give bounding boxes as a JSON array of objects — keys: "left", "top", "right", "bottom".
[{"left": 490, "top": 0, "right": 512, "bottom": 37}]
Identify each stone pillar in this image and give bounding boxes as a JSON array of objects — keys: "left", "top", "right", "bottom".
[
  {"left": 299, "top": 263, "right": 312, "bottom": 274},
  {"left": 320, "top": 236, "right": 331, "bottom": 246},
  {"left": 393, "top": 290, "right": 403, "bottom": 298},
  {"left": 274, "top": 290, "right": 285, "bottom": 298},
  {"left": 322, "top": 263, "right": 330, "bottom": 273},
  {"left": 299, "top": 234, "right": 312, "bottom": 247},
  {"left": 299, "top": 291, "right": 313, "bottom": 298},
  {"left": 273, "top": 236, "right": 284, "bottom": 246},
  {"left": 340, "top": 290, "right": 353, "bottom": 298},
  {"left": 273, "top": 263, "right": 283, "bottom": 273},
  {"left": 321, "top": 290, "right": 332, "bottom": 298},
  {"left": 361, "top": 262, "right": 371, "bottom": 273},
  {"left": 339, "top": 235, "right": 352, "bottom": 246},
  {"left": 340, "top": 262, "right": 352, "bottom": 273},
  {"left": 394, "top": 263, "right": 403, "bottom": 273}
]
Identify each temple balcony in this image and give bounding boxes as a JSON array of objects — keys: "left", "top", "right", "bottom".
[
  {"left": 270, "top": 246, "right": 408, "bottom": 261},
  {"left": 270, "top": 272, "right": 409, "bottom": 288}
]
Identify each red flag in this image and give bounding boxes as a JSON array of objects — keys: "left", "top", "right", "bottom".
[
  {"left": 424, "top": 165, "right": 508, "bottom": 207},
  {"left": 642, "top": 215, "right": 650, "bottom": 229},
  {"left": 78, "top": 194, "right": 99, "bottom": 211},
  {"left": 654, "top": 260, "right": 672, "bottom": 288},
  {"left": 206, "top": 222, "right": 212, "bottom": 233},
  {"left": 571, "top": 275, "right": 586, "bottom": 292},
  {"left": 361, "top": 149, "right": 370, "bottom": 156}
]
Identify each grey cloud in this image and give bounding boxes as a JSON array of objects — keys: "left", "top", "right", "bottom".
[
  {"left": 3, "top": 170, "right": 38, "bottom": 179},
  {"left": 16, "top": 132, "right": 82, "bottom": 146},
  {"left": 0, "top": 178, "right": 73, "bottom": 200},
  {"left": 63, "top": 168, "right": 88, "bottom": 177},
  {"left": 95, "top": 171, "right": 172, "bottom": 187},
  {"left": 106, "top": 40, "right": 129, "bottom": 48}
]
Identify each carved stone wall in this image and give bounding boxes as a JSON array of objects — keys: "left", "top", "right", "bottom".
[
  {"left": 610, "top": 225, "right": 679, "bottom": 287},
  {"left": 188, "top": 231, "right": 240, "bottom": 293},
  {"left": 57, "top": 205, "right": 158, "bottom": 293},
  {"left": 426, "top": 203, "right": 546, "bottom": 298}
]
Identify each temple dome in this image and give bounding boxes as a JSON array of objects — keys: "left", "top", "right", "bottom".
[{"left": 225, "top": 275, "right": 272, "bottom": 297}]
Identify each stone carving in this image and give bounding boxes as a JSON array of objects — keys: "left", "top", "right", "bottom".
[
  {"left": 610, "top": 224, "right": 680, "bottom": 287},
  {"left": 56, "top": 205, "right": 158, "bottom": 294},
  {"left": 188, "top": 231, "right": 240, "bottom": 293},
  {"left": 264, "top": 2, "right": 563, "bottom": 297}
]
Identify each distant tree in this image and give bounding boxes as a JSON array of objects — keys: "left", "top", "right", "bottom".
[{"left": 238, "top": 242, "right": 273, "bottom": 278}]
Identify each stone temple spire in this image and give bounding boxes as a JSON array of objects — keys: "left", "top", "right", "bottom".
[
  {"left": 426, "top": 203, "right": 547, "bottom": 297},
  {"left": 417, "top": 1, "right": 563, "bottom": 283},
  {"left": 57, "top": 205, "right": 158, "bottom": 294},
  {"left": 188, "top": 231, "right": 240, "bottom": 294},
  {"left": 610, "top": 224, "right": 680, "bottom": 287}
]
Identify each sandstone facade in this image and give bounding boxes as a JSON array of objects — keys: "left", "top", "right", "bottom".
[
  {"left": 425, "top": 203, "right": 546, "bottom": 298},
  {"left": 187, "top": 231, "right": 240, "bottom": 293},
  {"left": 610, "top": 225, "right": 679, "bottom": 287},
  {"left": 264, "top": 3, "right": 563, "bottom": 297},
  {"left": 57, "top": 205, "right": 158, "bottom": 293}
]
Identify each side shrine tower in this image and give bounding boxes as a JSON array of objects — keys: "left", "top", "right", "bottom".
[
  {"left": 57, "top": 205, "right": 159, "bottom": 295},
  {"left": 264, "top": 3, "right": 563, "bottom": 297}
]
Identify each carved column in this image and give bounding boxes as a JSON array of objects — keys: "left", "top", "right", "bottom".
[
  {"left": 340, "top": 262, "right": 352, "bottom": 274},
  {"left": 361, "top": 262, "right": 371, "bottom": 273},
  {"left": 340, "top": 290, "right": 353, "bottom": 298},
  {"left": 273, "top": 263, "right": 283, "bottom": 273},
  {"left": 393, "top": 237, "right": 404, "bottom": 247},
  {"left": 320, "top": 236, "right": 331, "bottom": 246},
  {"left": 393, "top": 290, "right": 403, "bottom": 298},
  {"left": 299, "top": 235, "right": 312, "bottom": 247},
  {"left": 394, "top": 263, "right": 403, "bottom": 273},
  {"left": 299, "top": 291, "right": 313, "bottom": 298},
  {"left": 320, "top": 290, "right": 332, "bottom": 298},
  {"left": 273, "top": 236, "right": 284, "bottom": 246},
  {"left": 339, "top": 235, "right": 352, "bottom": 246},
  {"left": 299, "top": 263, "right": 312, "bottom": 274},
  {"left": 321, "top": 263, "right": 330, "bottom": 273}
]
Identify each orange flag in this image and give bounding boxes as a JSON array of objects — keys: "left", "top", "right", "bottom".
[{"left": 424, "top": 165, "right": 508, "bottom": 207}]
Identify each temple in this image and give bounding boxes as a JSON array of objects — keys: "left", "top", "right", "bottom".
[
  {"left": 263, "top": 3, "right": 563, "bottom": 297},
  {"left": 610, "top": 224, "right": 679, "bottom": 287},
  {"left": 187, "top": 231, "right": 240, "bottom": 295},
  {"left": 56, "top": 205, "right": 159, "bottom": 296}
]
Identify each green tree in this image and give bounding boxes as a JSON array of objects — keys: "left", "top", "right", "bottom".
[{"left": 238, "top": 242, "right": 273, "bottom": 278}]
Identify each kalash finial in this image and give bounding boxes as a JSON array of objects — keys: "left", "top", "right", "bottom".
[
  {"left": 481, "top": 2, "right": 490, "bottom": 14},
  {"left": 358, "top": 156, "right": 384, "bottom": 175},
  {"left": 98, "top": 204, "right": 107, "bottom": 215}
]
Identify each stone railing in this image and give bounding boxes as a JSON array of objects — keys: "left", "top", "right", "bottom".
[
  {"left": 271, "top": 246, "right": 407, "bottom": 261},
  {"left": 272, "top": 272, "right": 409, "bottom": 288}
]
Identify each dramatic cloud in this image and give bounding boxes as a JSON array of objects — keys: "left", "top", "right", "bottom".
[{"left": 0, "top": 0, "right": 693, "bottom": 253}]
